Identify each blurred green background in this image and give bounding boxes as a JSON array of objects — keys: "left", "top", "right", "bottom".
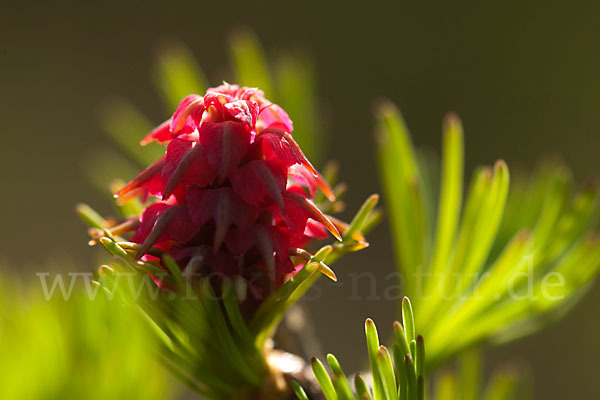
[{"left": 1, "top": 1, "right": 598, "bottom": 398}]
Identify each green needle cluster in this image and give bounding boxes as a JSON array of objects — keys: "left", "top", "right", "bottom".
[
  {"left": 292, "top": 297, "right": 425, "bottom": 400},
  {"left": 375, "top": 101, "right": 600, "bottom": 369}
]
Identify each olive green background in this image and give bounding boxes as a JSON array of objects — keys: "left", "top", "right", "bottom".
[{"left": 1, "top": 0, "right": 598, "bottom": 398}]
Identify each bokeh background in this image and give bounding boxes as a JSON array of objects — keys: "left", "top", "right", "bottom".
[{"left": 2, "top": 1, "right": 599, "bottom": 398}]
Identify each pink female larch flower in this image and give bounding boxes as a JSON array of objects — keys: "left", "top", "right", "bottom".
[{"left": 115, "top": 84, "right": 340, "bottom": 297}]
